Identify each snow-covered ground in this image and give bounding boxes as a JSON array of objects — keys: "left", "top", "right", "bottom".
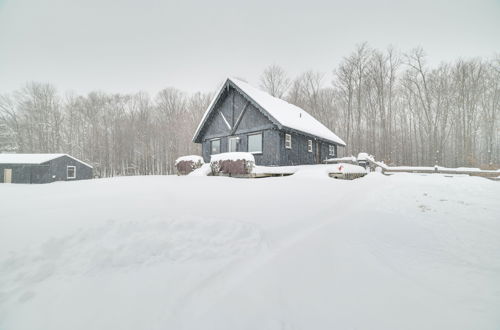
[
  {"left": 253, "top": 163, "right": 366, "bottom": 175},
  {"left": 1, "top": 173, "right": 499, "bottom": 330}
]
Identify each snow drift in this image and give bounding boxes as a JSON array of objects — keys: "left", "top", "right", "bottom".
[{"left": 1, "top": 173, "right": 499, "bottom": 330}]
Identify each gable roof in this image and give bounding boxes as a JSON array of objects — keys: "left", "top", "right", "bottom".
[
  {"left": 0, "top": 153, "right": 93, "bottom": 168},
  {"left": 193, "top": 77, "right": 346, "bottom": 146}
]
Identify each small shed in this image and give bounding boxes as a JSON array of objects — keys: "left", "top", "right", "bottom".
[{"left": 0, "top": 154, "right": 93, "bottom": 184}]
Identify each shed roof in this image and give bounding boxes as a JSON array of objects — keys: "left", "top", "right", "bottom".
[
  {"left": 0, "top": 153, "right": 93, "bottom": 168},
  {"left": 193, "top": 77, "right": 346, "bottom": 146}
]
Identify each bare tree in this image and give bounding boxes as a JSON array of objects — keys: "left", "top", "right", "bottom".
[
  {"left": 260, "top": 64, "right": 291, "bottom": 98},
  {"left": 1, "top": 45, "right": 498, "bottom": 173}
]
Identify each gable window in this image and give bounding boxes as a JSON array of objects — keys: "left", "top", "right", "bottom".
[
  {"left": 307, "top": 140, "right": 313, "bottom": 153},
  {"left": 329, "top": 145, "right": 335, "bottom": 157},
  {"left": 285, "top": 134, "right": 292, "bottom": 149},
  {"left": 248, "top": 133, "right": 263, "bottom": 154},
  {"left": 67, "top": 166, "right": 76, "bottom": 179},
  {"left": 211, "top": 139, "right": 221, "bottom": 154}
]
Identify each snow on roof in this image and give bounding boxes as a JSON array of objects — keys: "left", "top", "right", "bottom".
[
  {"left": 230, "top": 78, "right": 346, "bottom": 145},
  {"left": 193, "top": 78, "right": 346, "bottom": 146},
  {"left": 0, "top": 153, "right": 93, "bottom": 168}
]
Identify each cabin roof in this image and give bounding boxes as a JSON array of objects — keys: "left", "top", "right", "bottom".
[
  {"left": 0, "top": 153, "right": 93, "bottom": 168},
  {"left": 193, "top": 77, "right": 346, "bottom": 146}
]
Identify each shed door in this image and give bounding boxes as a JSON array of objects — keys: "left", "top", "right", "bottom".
[{"left": 4, "top": 169, "right": 12, "bottom": 183}]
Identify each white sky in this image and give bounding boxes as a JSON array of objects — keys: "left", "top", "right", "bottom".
[{"left": 0, "top": 0, "right": 499, "bottom": 95}]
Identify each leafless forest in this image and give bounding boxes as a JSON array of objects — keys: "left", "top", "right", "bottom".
[{"left": 1, "top": 44, "right": 498, "bottom": 176}]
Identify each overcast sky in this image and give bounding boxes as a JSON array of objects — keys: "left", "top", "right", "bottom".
[{"left": 0, "top": 0, "right": 499, "bottom": 95}]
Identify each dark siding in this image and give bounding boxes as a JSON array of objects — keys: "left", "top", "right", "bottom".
[
  {"left": 201, "top": 86, "right": 276, "bottom": 164},
  {"left": 235, "top": 104, "right": 274, "bottom": 133},
  {"left": 0, "top": 164, "right": 33, "bottom": 183},
  {"left": 0, "top": 155, "right": 92, "bottom": 184},
  {"left": 274, "top": 132, "right": 338, "bottom": 166},
  {"left": 201, "top": 87, "right": 275, "bottom": 141},
  {"left": 0, "top": 164, "right": 51, "bottom": 183},
  {"left": 202, "top": 129, "right": 281, "bottom": 166},
  {"left": 31, "top": 165, "right": 51, "bottom": 183},
  {"left": 203, "top": 99, "right": 232, "bottom": 138},
  {"left": 277, "top": 131, "right": 316, "bottom": 166},
  {"left": 46, "top": 155, "right": 92, "bottom": 182}
]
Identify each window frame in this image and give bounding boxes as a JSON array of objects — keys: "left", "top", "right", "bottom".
[
  {"left": 247, "top": 132, "right": 263, "bottom": 154},
  {"left": 307, "top": 140, "right": 313, "bottom": 153},
  {"left": 285, "top": 134, "right": 292, "bottom": 149},
  {"left": 210, "top": 138, "right": 221, "bottom": 154},
  {"left": 67, "top": 166, "right": 76, "bottom": 179}
]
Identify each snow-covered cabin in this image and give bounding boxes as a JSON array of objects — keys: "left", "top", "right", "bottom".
[
  {"left": 0, "top": 154, "right": 93, "bottom": 184},
  {"left": 193, "top": 78, "right": 346, "bottom": 166}
]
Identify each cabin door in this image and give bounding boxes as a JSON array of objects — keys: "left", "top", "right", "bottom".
[
  {"left": 3, "top": 169, "right": 12, "bottom": 183},
  {"left": 228, "top": 137, "right": 238, "bottom": 152},
  {"left": 316, "top": 141, "right": 321, "bottom": 164}
]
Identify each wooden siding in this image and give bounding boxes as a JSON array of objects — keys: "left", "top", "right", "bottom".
[
  {"left": 0, "top": 155, "right": 92, "bottom": 184},
  {"left": 276, "top": 131, "right": 336, "bottom": 166},
  {"left": 200, "top": 87, "right": 275, "bottom": 141}
]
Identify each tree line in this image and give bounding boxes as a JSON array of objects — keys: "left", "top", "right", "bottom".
[
  {"left": 0, "top": 86, "right": 210, "bottom": 176},
  {"left": 1, "top": 44, "right": 499, "bottom": 176}
]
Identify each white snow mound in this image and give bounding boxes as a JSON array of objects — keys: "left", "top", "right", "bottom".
[{"left": 0, "top": 174, "right": 499, "bottom": 330}]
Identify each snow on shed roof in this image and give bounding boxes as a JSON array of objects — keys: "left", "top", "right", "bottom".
[
  {"left": 193, "top": 78, "right": 346, "bottom": 146},
  {"left": 0, "top": 153, "right": 93, "bottom": 168}
]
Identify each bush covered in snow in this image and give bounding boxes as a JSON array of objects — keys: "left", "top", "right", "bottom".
[
  {"left": 210, "top": 152, "right": 255, "bottom": 176},
  {"left": 175, "top": 155, "right": 204, "bottom": 175}
]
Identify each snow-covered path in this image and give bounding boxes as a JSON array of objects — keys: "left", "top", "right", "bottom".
[{"left": 1, "top": 173, "right": 499, "bottom": 329}]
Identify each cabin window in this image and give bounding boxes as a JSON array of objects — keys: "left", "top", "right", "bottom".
[
  {"left": 248, "top": 133, "right": 263, "bottom": 154},
  {"left": 307, "top": 140, "right": 313, "bottom": 152},
  {"left": 285, "top": 134, "right": 292, "bottom": 149},
  {"left": 211, "top": 139, "right": 221, "bottom": 154},
  {"left": 329, "top": 145, "right": 335, "bottom": 157},
  {"left": 67, "top": 166, "right": 76, "bottom": 179}
]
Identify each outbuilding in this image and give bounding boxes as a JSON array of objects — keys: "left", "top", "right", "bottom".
[
  {"left": 0, "top": 154, "right": 93, "bottom": 184},
  {"left": 193, "top": 77, "right": 346, "bottom": 166}
]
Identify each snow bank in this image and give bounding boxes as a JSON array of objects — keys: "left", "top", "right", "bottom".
[
  {"left": 353, "top": 152, "right": 500, "bottom": 175},
  {"left": 383, "top": 165, "right": 500, "bottom": 174},
  {"left": 1, "top": 174, "right": 499, "bottom": 330},
  {"left": 253, "top": 163, "right": 366, "bottom": 177},
  {"left": 188, "top": 163, "right": 211, "bottom": 176}
]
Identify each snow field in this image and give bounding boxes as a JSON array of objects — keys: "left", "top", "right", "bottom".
[{"left": 0, "top": 173, "right": 499, "bottom": 330}]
